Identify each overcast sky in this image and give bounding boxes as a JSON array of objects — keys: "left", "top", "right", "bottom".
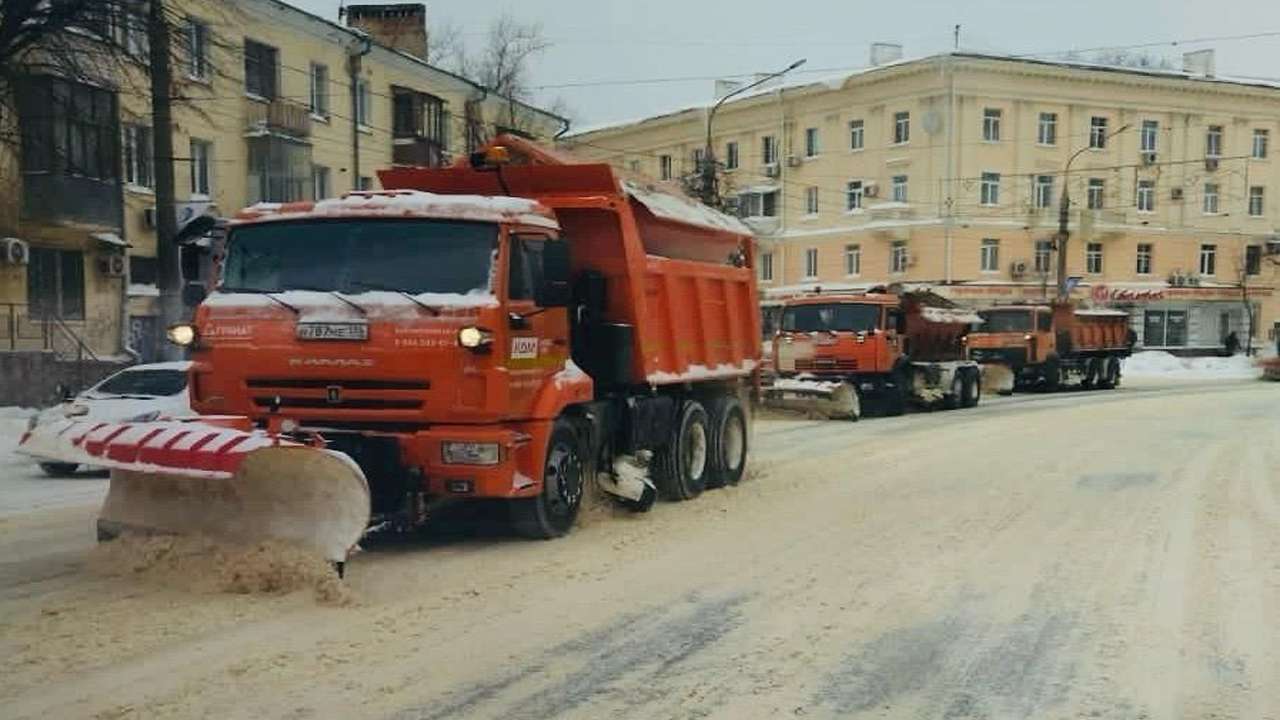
[{"left": 290, "top": 0, "right": 1280, "bottom": 130}]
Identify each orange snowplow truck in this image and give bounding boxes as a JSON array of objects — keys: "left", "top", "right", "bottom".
[
  {"left": 768, "top": 289, "right": 983, "bottom": 418},
  {"left": 966, "top": 302, "right": 1135, "bottom": 392},
  {"left": 20, "top": 136, "right": 760, "bottom": 561}
]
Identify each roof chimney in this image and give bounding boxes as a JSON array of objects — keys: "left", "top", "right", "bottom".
[
  {"left": 346, "top": 4, "right": 428, "bottom": 59},
  {"left": 871, "top": 43, "right": 904, "bottom": 66},
  {"left": 1182, "top": 49, "right": 1215, "bottom": 78}
]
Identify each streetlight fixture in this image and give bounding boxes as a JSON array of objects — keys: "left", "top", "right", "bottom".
[
  {"left": 699, "top": 58, "right": 807, "bottom": 207},
  {"left": 1055, "top": 123, "right": 1130, "bottom": 299}
]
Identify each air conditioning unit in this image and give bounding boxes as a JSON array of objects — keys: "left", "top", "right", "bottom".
[
  {"left": 1171, "top": 187, "right": 1185, "bottom": 201},
  {"left": 863, "top": 182, "right": 879, "bottom": 198},
  {"left": 786, "top": 155, "right": 802, "bottom": 168},
  {"left": 98, "top": 253, "right": 126, "bottom": 277},
  {"left": 1187, "top": 274, "right": 1201, "bottom": 287},
  {"left": 1141, "top": 151, "right": 1158, "bottom": 166},
  {"left": 1010, "top": 260, "right": 1029, "bottom": 279},
  {"left": 2, "top": 238, "right": 30, "bottom": 265},
  {"left": 762, "top": 163, "right": 780, "bottom": 178},
  {"left": 1267, "top": 238, "right": 1280, "bottom": 256},
  {"left": 1205, "top": 157, "right": 1220, "bottom": 172},
  {"left": 1169, "top": 272, "right": 1187, "bottom": 287},
  {"left": 143, "top": 207, "right": 157, "bottom": 228}
]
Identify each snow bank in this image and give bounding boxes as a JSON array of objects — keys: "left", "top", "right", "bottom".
[{"left": 1124, "top": 351, "right": 1262, "bottom": 381}]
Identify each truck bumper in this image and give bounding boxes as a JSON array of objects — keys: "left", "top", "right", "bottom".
[{"left": 399, "top": 422, "right": 551, "bottom": 500}]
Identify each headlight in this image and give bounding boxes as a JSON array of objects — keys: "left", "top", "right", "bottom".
[
  {"left": 63, "top": 403, "right": 89, "bottom": 418},
  {"left": 442, "top": 441, "right": 501, "bottom": 466},
  {"left": 167, "top": 323, "right": 198, "bottom": 347},
  {"left": 457, "top": 326, "right": 493, "bottom": 350}
]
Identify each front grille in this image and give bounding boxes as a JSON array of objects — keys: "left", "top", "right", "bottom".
[
  {"left": 796, "top": 357, "right": 859, "bottom": 372},
  {"left": 252, "top": 396, "right": 422, "bottom": 410},
  {"left": 247, "top": 378, "right": 429, "bottom": 390}
]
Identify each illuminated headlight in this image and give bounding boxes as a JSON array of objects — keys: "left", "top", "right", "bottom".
[
  {"left": 1023, "top": 334, "right": 1033, "bottom": 342},
  {"left": 442, "top": 441, "right": 501, "bottom": 466},
  {"left": 457, "top": 326, "right": 493, "bottom": 349},
  {"left": 166, "top": 323, "right": 198, "bottom": 347},
  {"left": 63, "top": 404, "right": 89, "bottom": 418}
]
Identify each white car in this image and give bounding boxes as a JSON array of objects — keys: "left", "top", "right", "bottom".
[{"left": 29, "top": 361, "right": 194, "bottom": 476}]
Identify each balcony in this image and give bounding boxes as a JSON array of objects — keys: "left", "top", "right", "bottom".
[
  {"left": 246, "top": 98, "right": 311, "bottom": 138},
  {"left": 391, "top": 137, "right": 446, "bottom": 168},
  {"left": 742, "top": 216, "right": 781, "bottom": 235}
]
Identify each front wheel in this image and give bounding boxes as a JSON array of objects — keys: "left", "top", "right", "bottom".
[
  {"left": 961, "top": 370, "right": 981, "bottom": 408},
  {"left": 705, "top": 396, "right": 749, "bottom": 489},
  {"left": 653, "top": 400, "right": 710, "bottom": 501},
  {"left": 1043, "top": 357, "right": 1062, "bottom": 393},
  {"left": 883, "top": 370, "right": 909, "bottom": 417},
  {"left": 510, "top": 419, "right": 585, "bottom": 539},
  {"left": 39, "top": 462, "right": 80, "bottom": 477}
]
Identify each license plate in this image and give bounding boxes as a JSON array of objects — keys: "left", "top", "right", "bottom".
[{"left": 296, "top": 322, "right": 369, "bottom": 341}]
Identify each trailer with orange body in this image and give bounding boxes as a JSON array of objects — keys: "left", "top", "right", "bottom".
[
  {"left": 20, "top": 136, "right": 760, "bottom": 562},
  {"left": 966, "top": 302, "right": 1135, "bottom": 392}
]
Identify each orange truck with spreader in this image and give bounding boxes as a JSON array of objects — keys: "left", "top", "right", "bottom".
[
  {"left": 19, "top": 137, "right": 761, "bottom": 565},
  {"left": 965, "top": 302, "right": 1135, "bottom": 392}
]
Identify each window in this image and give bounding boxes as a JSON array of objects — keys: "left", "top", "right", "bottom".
[
  {"left": 358, "top": 176, "right": 374, "bottom": 191},
  {"left": 507, "top": 237, "right": 546, "bottom": 301},
  {"left": 1089, "top": 116, "right": 1109, "bottom": 149},
  {"left": 310, "top": 63, "right": 329, "bottom": 117},
  {"left": 849, "top": 119, "right": 864, "bottom": 150},
  {"left": 189, "top": 138, "right": 212, "bottom": 197},
  {"left": 1246, "top": 245, "right": 1262, "bottom": 276},
  {"left": 18, "top": 77, "right": 118, "bottom": 182},
  {"left": 1087, "top": 178, "right": 1105, "bottom": 210},
  {"left": 355, "top": 78, "right": 372, "bottom": 127},
  {"left": 1199, "top": 243, "right": 1217, "bottom": 275},
  {"left": 659, "top": 155, "right": 673, "bottom": 180},
  {"left": 844, "top": 244, "right": 861, "bottom": 276},
  {"left": 893, "top": 111, "right": 910, "bottom": 144},
  {"left": 1140, "top": 120, "right": 1159, "bottom": 153},
  {"left": 762, "top": 135, "right": 778, "bottom": 165},
  {"left": 886, "top": 174, "right": 908, "bottom": 203},
  {"left": 738, "top": 191, "right": 777, "bottom": 218},
  {"left": 1137, "top": 180, "right": 1155, "bottom": 212},
  {"left": 982, "top": 108, "right": 1002, "bottom": 142},
  {"left": 1253, "top": 129, "right": 1269, "bottom": 159},
  {"left": 27, "top": 247, "right": 85, "bottom": 320},
  {"left": 891, "top": 240, "right": 909, "bottom": 274},
  {"left": 244, "top": 40, "right": 279, "bottom": 99},
  {"left": 1206, "top": 125, "right": 1223, "bottom": 157},
  {"left": 803, "top": 248, "right": 819, "bottom": 279},
  {"left": 804, "top": 186, "right": 819, "bottom": 215},
  {"left": 1203, "top": 183, "right": 1220, "bottom": 214},
  {"left": 980, "top": 172, "right": 1001, "bottom": 206},
  {"left": 186, "top": 17, "right": 209, "bottom": 80},
  {"left": 1086, "top": 242, "right": 1104, "bottom": 274},
  {"left": 725, "top": 141, "right": 739, "bottom": 170},
  {"left": 1037, "top": 112, "right": 1057, "bottom": 145},
  {"left": 628, "top": 160, "right": 640, "bottom": 173},
  {"left": 1144, "top": 309, "right": 1188, "bottom": 347},
  {"left": 692, "top": 148, "right": 704, "bottom": 169},
  {"left": 310, "top": 165, "right": 330, "bottom": 200},
  {"left": 247, "top": 136, "right": 313, "bottom": 204},
  {"left": 804, "top": 127, "right": 819, "bottom": 157},
  {"left": 1249, "top": 186, "right": 1264, "bottom": 217},
  {"left": 1034, "top": 175, "right": 1054, "bottom": 208},
  {"left": 845, "top": 181, "right": 864, "bottom": 211},
  {"left": 120, "top": 0, "right": 149, "bottom": 58},
  {"left": 980, "top": 238, "right": 1000, "bottom": 272},
  {"left": 130, "top": 256, "right": 157, "bottom": 286},
  {"left": 391, "top": 88, "right": 448, "bottom": 165},
  {"left": 1136, "top": 243, "right": 1153, "bottom": 275},
  {"left": 1034, "top": 240, "right": 1053, "bottom": 273},
  {"left": 123, "top": 124, "right": 154, "bottom": 189},
  {"left": 759, "top": 252, "right": 774, "bottom": 282}
]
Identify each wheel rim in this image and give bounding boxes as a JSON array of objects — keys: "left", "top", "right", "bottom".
[
  {"left": 722, "top": 414, "right": 745, "bottom": 472},
  {"left": 685, "top": 421, "right": 708, "bottom": 481},
  {"left": 952, "top": 375, "right": 963, "bottom": 399},
  {"left": 545, "top": 440, "right": 582, "bottom": 515}
]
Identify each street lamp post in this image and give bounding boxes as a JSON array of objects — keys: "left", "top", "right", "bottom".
[
  {"left": 1055, "top": 124, "right": 1129, "bottom": 300},
  {"left": 699, "top": 58, "right": 806, "bottom": 208}
]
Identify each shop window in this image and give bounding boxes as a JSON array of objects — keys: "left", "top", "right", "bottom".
[{"left": 1144, "top": 309, "right": 1187, "bottom": 347}]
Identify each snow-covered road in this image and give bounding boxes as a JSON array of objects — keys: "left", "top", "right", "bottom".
[{"left": 1, "top": 379, "right": 1278, "bottom": 719}]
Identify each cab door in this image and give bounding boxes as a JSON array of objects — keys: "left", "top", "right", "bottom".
[{"left": 504, "top": 234, "right": 570, "bottom": 417}]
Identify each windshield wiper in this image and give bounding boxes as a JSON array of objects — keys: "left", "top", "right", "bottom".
[
  {"left": 348, "top": 280, "right": 440, "bottom": 316},
  {"left": 219, "top": 287, "right": 301, "bottom": 315},
  {"left": 287, "top": 286, "right": 368, "bottom": 316}
]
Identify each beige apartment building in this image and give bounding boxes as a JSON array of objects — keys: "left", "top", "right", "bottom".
[
  {"left": 565, "top": 50, "right": 1280, "bottom": 354},
  {"left": 1, "top": 1, "right": 562, "bottom": 364}
]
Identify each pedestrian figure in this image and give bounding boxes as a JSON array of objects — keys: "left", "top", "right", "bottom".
[{"left": 1223, "top": 330, "right": 1240, "bottom": 356}]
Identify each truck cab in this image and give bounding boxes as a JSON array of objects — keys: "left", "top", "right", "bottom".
[
  {"left": 773, "top": 295, "right": 902, "bottom": 377},
  {"left": 967, "top": 306, "right": 1056, "bottom": 367}
]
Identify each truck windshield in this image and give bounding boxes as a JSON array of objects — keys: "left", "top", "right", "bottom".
[
  {"left": 782, "top": 304, "right": 881, "bottom": 333},
  {"left": 221, "top": 219, "right": 498, "bottom": 295},
  {"left": 980, "top": 311, "right": 1034, "bottom": 332}
]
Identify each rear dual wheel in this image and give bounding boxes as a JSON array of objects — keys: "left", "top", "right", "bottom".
[
  {"left": 706, "top": 396, "right": 748, "bottom": 489},
  {"left": 654, "top": 401, "right": 710, "bottom": 501}
]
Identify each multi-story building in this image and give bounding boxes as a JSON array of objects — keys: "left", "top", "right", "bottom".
[
  {"left": 564, "top": 50, "right": 1280, "bottom": 354},
  {"left": 1, "top": 0, "right": 563, "bottom": 366}
]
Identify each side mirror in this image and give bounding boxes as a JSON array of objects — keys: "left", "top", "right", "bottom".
[
  {"left": 180, "top": 245, "right": 202, "bottom": 282},
  {"left": 536, "top": 240, "right": 572, "bottom": 308},
  {"left": 182, "top": 283, "right": 208, "bottom": 307}
]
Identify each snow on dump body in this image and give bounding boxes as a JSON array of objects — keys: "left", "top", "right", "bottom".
[
  {"left": 621, "top": 180, "right": 753, "bottom": 235},
  {"left": 236, "top": 190, "right": 560, "bottom": 231},
  {"left": 921, "top": 306, "right": 984, "bottom": 325}
]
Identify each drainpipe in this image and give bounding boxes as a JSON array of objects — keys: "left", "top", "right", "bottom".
[
  {"left": 944, "top": 53, "right": 956, "bottom": 285},
  {"left": 348, "top": 36, "right": 373, "bottom": 190},
  {"left": 777, "top": 87, "right": 788, "bottom": 286},
  {"left": 114, "top": 141, "right": 140, "bottom": 365}
]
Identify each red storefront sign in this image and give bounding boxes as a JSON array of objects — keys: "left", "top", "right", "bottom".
[{"left": 1090, "top": 284, "right": 1165, "bottom": 302}]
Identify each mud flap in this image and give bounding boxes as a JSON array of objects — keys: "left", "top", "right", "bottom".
[{"left": 100, "top": 447, "right": 370, "bottom": 563}]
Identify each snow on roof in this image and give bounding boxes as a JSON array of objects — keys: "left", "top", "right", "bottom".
[
  {"left": 622, "top": 180, "right": 751, "bottom": 235},
  {"left": 121, "top": 361, "right": 193, "bottom": 372},
  {"left": 236, "top": 190, "right": 560, "bottom": 230}
]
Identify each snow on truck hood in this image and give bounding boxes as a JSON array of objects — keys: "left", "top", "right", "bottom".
[
  {"left": 203, "top": 289, "right": 499, "bottom": 321},
  {"left": 237, "top": 191, "right": 560, "bottom": 230}
]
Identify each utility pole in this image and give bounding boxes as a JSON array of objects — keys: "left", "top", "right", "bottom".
[
  {"left": 1056, "top": 124, "right": 1130, "bottom": 300},
  {"left": 148, "top": 0, "right": 181, "bottom": 360}
]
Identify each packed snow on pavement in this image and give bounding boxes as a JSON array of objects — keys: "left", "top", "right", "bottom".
[
  {"left": 1123, "top": 351, "right": 1263, "bottom": 381},
  {"left": 0, "top": 407, "right": 108, "bottom": 518}
]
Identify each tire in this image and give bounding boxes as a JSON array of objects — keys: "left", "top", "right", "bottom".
[
  {"left": 1083, "top": 357, "right": 1101, "bottom": 389},
  {"left": 1101, "top": 357, "right": 1122, "bottom": 390},
  {"left": 883, "top": 370, "right": 909, "bottom": 417},
  {"left": 945, "top": 372, "right": 965, "bottom": 410},
  {"left": 961, "top": 370, "right": 980, "bottom": 408},
  {"left": 705, "top": 396, "right": 749, "bottom": 489},
  {"left": 39, "top": 462, "right": 79, "bottom": 477},
  {"left": 510, "top": 419, "right": 585, "bottom": 539},
  {"left": 1042, "top": 357, "right": 1062, "bottom": 393},
  {"left": 653, "top": 400, "right": 710, "bottom": 501}
]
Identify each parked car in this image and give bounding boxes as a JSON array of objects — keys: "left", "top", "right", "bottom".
[{"left": 28, "top": 361, "right": 193, "bottom": 476}]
